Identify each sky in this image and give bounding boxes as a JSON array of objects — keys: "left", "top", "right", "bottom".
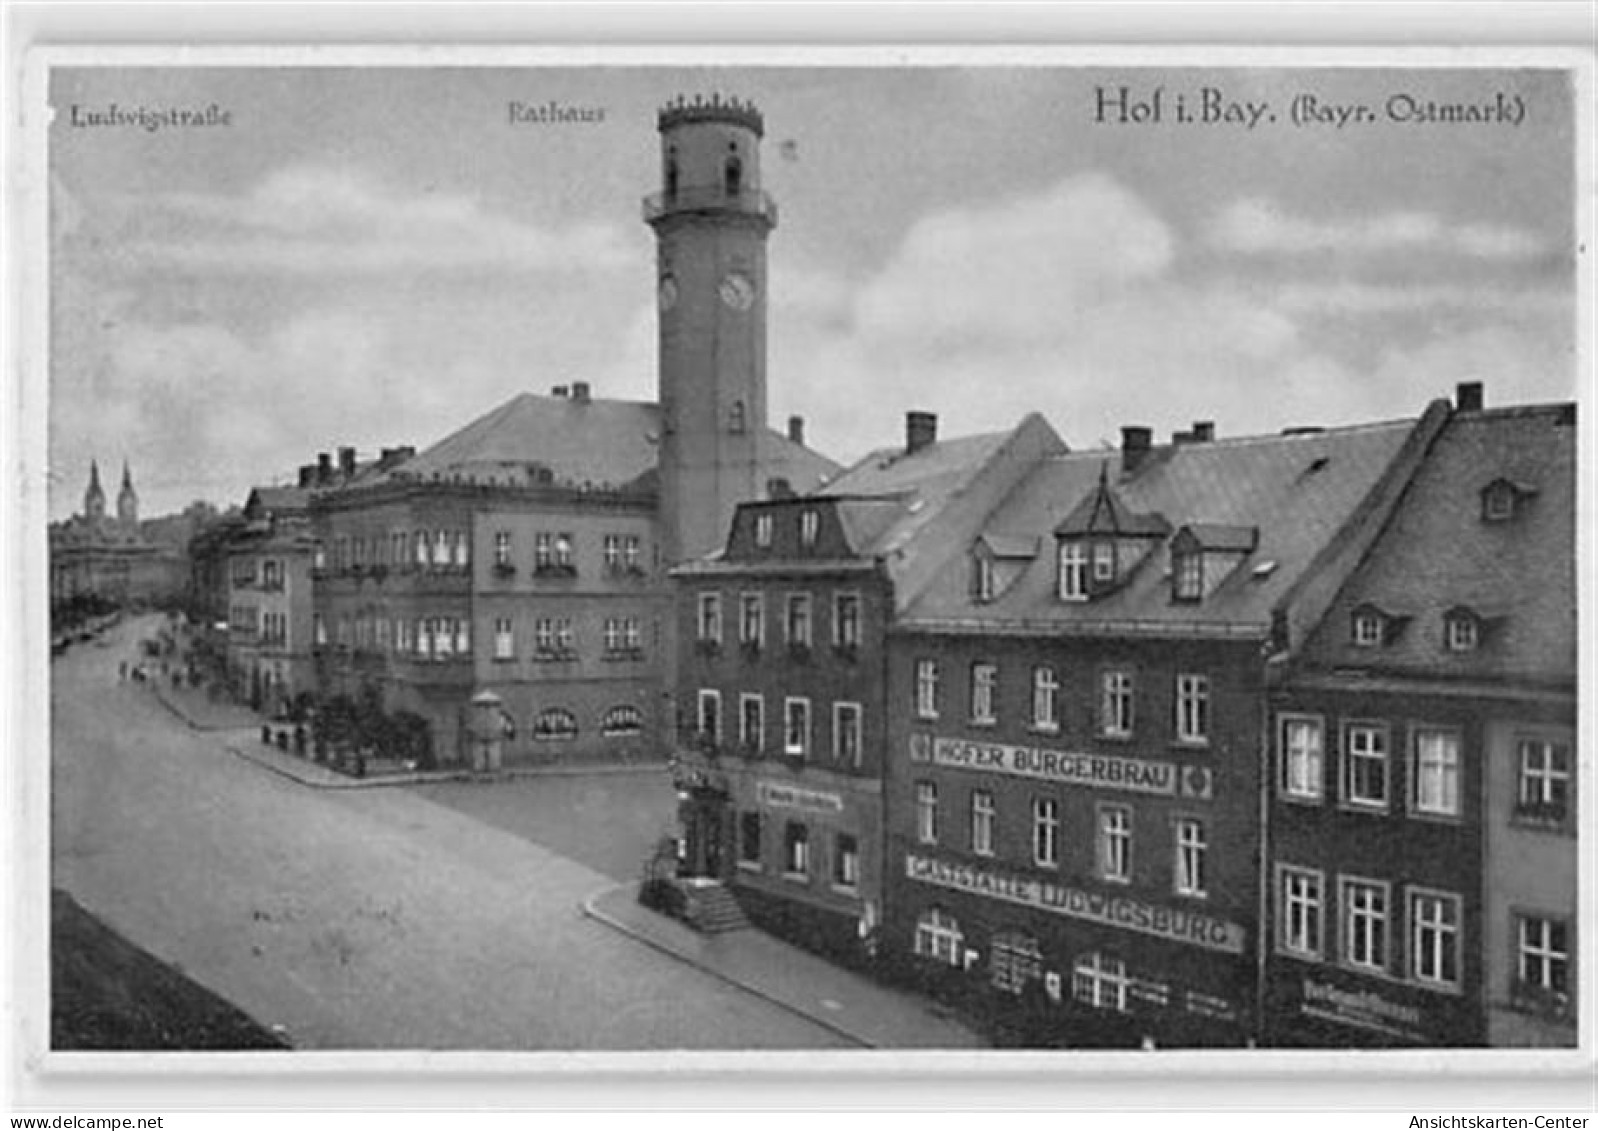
[{"left": 45, "top": 62, "right": 1581, "bottom": 521}]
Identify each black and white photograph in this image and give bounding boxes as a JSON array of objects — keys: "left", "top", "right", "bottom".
[{"left": 9, "top": 26, "right": 1594, "bottom": 1118}]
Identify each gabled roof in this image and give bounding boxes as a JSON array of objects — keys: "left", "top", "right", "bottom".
[
  {"left": 1177, "top": 523, "right": 1259, "bottom": 553},
  {"left": 1301, "top": 404, "right": 1575, "bottom": 685},
  {"left": 1054, "top": 467, "right": 1170, "bottom": 538},
  {"left": 978, "top": 533, "right": 1041, "bottom": 559},
  {"left": 904, "top": 416, "right": 1424, "bottom": 634},
  {"left": 246, "top": 485, "right": 312, "bottom": 518}
]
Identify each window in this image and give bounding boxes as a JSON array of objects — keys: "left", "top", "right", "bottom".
[
  {"left": 970, "top": 790, "right": 996, "bottom": 856},
  {"left": 1281, "top": 715, "right": 1325, "bottom": 801},
  {"left": 833, "top": 592, "right": 861, "bottom": 648},
  {"left": 739, "top": 694, "right": 765, "bottom": 753},
  {"left": 783, "top": 822, "right": 809, "bottom": 877},
  {"left": 754, "top": 513, "right": 773, "bottom": 548},
  {"left": 1174, "top": 550, "right": 1203, "bottom": 602},
  {"left": 697, "top": 592, "right": 723, "bottom": 643},
  {"left": 697, "top": 689, "right": 721, "bottom": 745},
  {"left": 1483, "top": 481, "right": 1517, "bottom": 522},
  {"left": 916, "top": 782, "right": 939, "bottom": 844},
  {"left": 1098, "top": 804, "right": 1132, "bottom": 883},
  {"left": 914, "top": 908, "right": 963, "bottom": 966},
  {"left": 493, "top": 617, "right": 514, "bottom": 660},
  {"left": 534, "top": 532, "right": 553, "bottom": 570},
  {"left": 833, "top": 834, "right": 859, "bottom": 889},
  {"left": 727, "top": 401, "right": 745, "bottom": 433},
  {"left": 1175, "top": 674, "right": 1209, "bottom": 744},
  {"left": 799, "top": 509, "right": 819, "bottom": 547},
  {"left": 432, "top": 530, "right": 450, "bottom": 567},
  {"left": 990, "top": 932, "right": 1043, "bottom": 995},
  {"left": 833, "top": 702, "right": 862, "bottom": 766},
  {"left": 1033, "top": 798, "right": 1060, "bottom": 867},
  {"left": 783, "top": 697, "right": 811, "bottom": 758},
  {"left": 1445, "top": 613, "right": 1479, "bottom": 653},
  {"left": 492, "top": 531, "right": 511, "bottom": 568},
  {"left": 739, "top": 812, "right": 762, "bottom": 866},
  {"left": 624, "top": 618, "right": 641, "bottom": 653},
  {"left": 603, "top": 534, "right": 621, "bottom": 572},
  {"left": 1100, "top": 669, "right": 1134, "bottom": 738},
  {"left": 1032, "top": 666, "right": 1059, "bottom": 731},
  {"left": 1413, "top": 729, "right": 1461, "bottom": 817},
  {"left": 1353, "top": 611, "right": 1384, "bottom": 646},
  {"left": 785, "top": 593, "right": 812, "bottom": 648},
  {"left": 395, "top": 618, "right": 412, "bottom": 654},
  {"left": 453, "top": 531, "right": 469, "bottom": 568},
  {"left": 970, "top": 663, "right": 997, "bottom": 724},
  {"left": 532, "top": 709, "right": 577, "bottom": 741},
  {"left": 724, "top": 154, "right": 743, "bottom": 197},
  {"left": 313, "top": 543, "right": 327, "bottom": 571},
  {"left": 624, "top": 535, "right": 642, "bottom": 572},
  {"left": 1279, "top": 866, "right": 1325, "bottom": 959},
  {"left": 915, "top": 659, "right": 939, "bottom": 719},
  {"left": 1059, "top": 541, "right": 1088, "bottom": 601},
  {"left": 1343, "top": 724, "right": 1390, "bottom": 809},
  {"left": 534, "top": 617, "right": 555, "bottom": 654},
  {"left": 973, "top": 555, "right": 995, "bottom": 602},
  {"left": 1516, "top": 738, "right": 1572, "bottom": 824},
  {"left": 600, "top": 705, "right": 643, "bottom": 736},
  {"left": 1340, "top": 877, "right": 1389, "bottom": 972},
  {"left": 1092, "top": 540, "right": 1116, "bottom": 583},
  {"left": 603, "top": 618, "right": 622, "bottom": 654},
  {"left": 1410, "top": 890, "right": 1461, "bottom": 988},
  {"left": 1175, "top": 819, "right": 1206, "bottom": 897},
  {"left": 739, "top": 593, "right": 764, "bottom": 647},
  {"left": 313, "top": 613, "right": 327, "bottom": 647},
  {"left": 1516, "top": 915, "right": 1570, "bottom": 996},
  {"left": 1073, "top": 952, "right": 1128, "bottom": 1012},
  {"left": 552, "top": 533, "right": 573, "bottom": 570}
]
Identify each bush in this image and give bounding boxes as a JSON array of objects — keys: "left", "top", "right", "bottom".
[{"left": 636, "top": 878, "right": 686, "bottom": 919}]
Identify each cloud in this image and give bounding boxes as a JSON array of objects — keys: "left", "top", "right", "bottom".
[
  {"left": 1272, "top": 281, "right": 1571, "bottom": 316},
  {"left": 92, "top": 166, "right": 632, "bottom": 278},
  {"left": 1207, "top": 197, "right": 1548, "bottom": 261}
]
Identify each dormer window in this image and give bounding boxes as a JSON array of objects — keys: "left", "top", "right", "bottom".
[
  {"left": 1481, "top": 477, "right": 1536, "bottom": 523},
  {"left": 973, "top": 554, "right": 995, "bottom": 603},
  {"left": 1173, "top": 549, "right": 1203, "bottom": 603},
  {"left": 1059, "top": 542, "right": 1088, "bottom": 601},
  {"left": 754, "top": 513, "right": 773, "bottom": 548},
  {"left": 1092, "top": 541, "right": 1115, "bottom": 583},
  {"left": 1444, "top": 610, "right": 1480, "bottom": 653},
  {"left": 1352, "top": 610, "right": 1384, "bottom": 647},
  {"left": 799, "top": 510, "right": 819, "bottom": 547}
]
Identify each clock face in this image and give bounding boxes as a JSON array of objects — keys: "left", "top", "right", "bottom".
[
  {"left": 719, "top": 271, "right": 756, "bottom": 312},
  {"left": 657, "top": 275, "right": 679, "bottom": 312}
]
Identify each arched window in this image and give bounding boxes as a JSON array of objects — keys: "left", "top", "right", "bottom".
[
  {"left": 724, "top": 154, "right": 743, "bottom": 197},
  {"left": 533, "top": 708, "right": 578, "bottom": 741},
  {"left": 913, "top": 907, "right": 963, "bottom": 966},
  {"left": 601, "top": 705, "right": 644, "bottom": 736}
]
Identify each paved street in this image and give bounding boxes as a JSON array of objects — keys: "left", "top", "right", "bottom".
[{"left": 50, "top": 615, "right": 852, "bottom": 1049}]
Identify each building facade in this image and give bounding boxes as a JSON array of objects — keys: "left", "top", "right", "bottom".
[
  {"left": 50, "top": 461, "right": 186, "bottom": 614},
  {"left": 221, "top": 484, "right": 319, "bottom": 715},
  {"left": 880, "top": 404, "right": 1450, "bottom": 1047},
  {"left": 1263, "top": 387, "right": 1577, "bottom": 1048}
]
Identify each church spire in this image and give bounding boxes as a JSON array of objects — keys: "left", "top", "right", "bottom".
[
  {"left": 117, "top": 461, "right": 139, "bottom": 528},
  {"left": 84, "top": 460, "right": 106, "bottom": 522}
]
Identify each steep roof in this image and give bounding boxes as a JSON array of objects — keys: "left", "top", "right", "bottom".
[
  {"left": 1300, "top": 403, "right": 1575, "bottom": 687},
  {"left": 364, "top": 391, "right": 837, "bottom": 496},
  {"left": 904, "top": 417, "right": 1423, "bottom": 634}
]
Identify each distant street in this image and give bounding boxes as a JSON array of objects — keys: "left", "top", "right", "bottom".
[{"left": 50, "top": 615, "right": 851, "bottom": 1049}]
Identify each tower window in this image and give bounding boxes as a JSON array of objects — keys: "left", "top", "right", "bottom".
[
  {"left": 665, "top": 148, "right": 679, "bottom": 199},
  {"left": 724, "top": 155, "right": 743, "bottom": 197}
]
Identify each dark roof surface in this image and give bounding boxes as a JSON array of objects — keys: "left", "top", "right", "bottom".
[
  {"left": 1300, "top": 404, "right": 1575, "bottom": 685},
  {"left": 904, "top": 418, "right": 1420, "bottom": 631}
]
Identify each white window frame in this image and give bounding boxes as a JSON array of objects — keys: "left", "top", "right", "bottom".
[
  {"left": 1516, "top": 914, "right": 1570, "bottom": 994},
  {"left": 739, "top": 592, "right": 764, "bottom": 647},
  {"left": 833, "top": 701, "right": 862, "bottom": 767},
  {"left": 1517, "top": 737, "right": 1572, "bottom": 820},
  {"left": 493, "top": 617, "right": 514, "bottom": 660},
  {"left": 799, "top": 509, "right": 819, "bottom": 547},
  {"left": 1100, "top": 668, "right": 1134, "bottom": 738},
  {"left": 970, "top": 790, "right": 996, "bottom": 857},
  {"left": 1072, "top": 952, "right": 1128, "bottom": 1012},
  {"left": 783, "top": 821, "right": 810, "bottom": 878},
  {"left": 1174, "top": 818, "right": 1206, "bottom": 897},
  {"left": 1174, "top": 549, "right": 1203, "bottom": 601},
  {"left": 1033, "top": 797, "right": 1059, "bottom": 868},
  {"left": 1339, "top": 876, "right": 1390, "bottom": 974},
  {"left": 783, "top": 697, "right": 811, "bottom": 758},
  {"left": 754, "top": 513, "right": 773, "bottom": 548},
  {"left": 1278, "top": 864, "right": 1325, "bottom": 960},
  {"left": 1445, "top": 613, "right": 1479, "bottom": 653},
  {"left": 1353, "top": 611, "right": 1383, "bottom": 647},
  {"left": 1409, "top": 888, "right": 1462, "bottom": 990},
  {"left": 970, "top": 662, "right": 998, "bottom": 725},
  {"left": 916, "top": 781, "right": 939, "bottom": 845},
  {"left": 1280, "top": 714, "right": 1325, "bottom": 802},
  {"left": 1032, "top": 665, "right": 1059, "bottom": 731},
  {"left": 1059, "top": 541, "right": 1088, "bottom": 601},
  {"left": 697, "top": 592, "right": 723, "bottom": 644},
  {"left": 974, "top": 554, "right": 995, "bottom": 602},
  {"left": 1175, "top": 673, "right": 1210, "bottom": 745},
  {"left": 739, "top": 693, "right": 765, "bottom": 753},
  {"left": 1342, "top": 722, "right": 1390, "bottom": 810},
  {"left": 1412, "top": 728, "right": 1462, "bottom": 818},
  {"left": 915, "top": 659, "right": 939, "bottom": 719},
  {"left": 1097, "top": 803, "right": 1132, "bottom": 884},
  {"left": 833, "top": 833, "right": 860, "bottom": 891},
  {"left": 914, "top": 908, "right": 963, "bottom": 966},
  {"left": 833, "top": 591, "right": 861, "bottom": 648},
  {"left": 785, "top": 593, "right": 812, "bottom": 647},
  {"left": 696, "top": 689, "right": 722, "bottom": 744}
]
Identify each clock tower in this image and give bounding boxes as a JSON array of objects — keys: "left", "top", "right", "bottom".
[{"left": 646, "top": 93, "right": 776, "bottom": 564}]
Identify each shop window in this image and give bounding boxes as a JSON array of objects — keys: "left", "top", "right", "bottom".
[
  {"left": 783, "top": 822, "right": 809, "bottom": 878},
  {"left": 913, "top": 907, "right": 963, "bottom": 966},
  {"left": 600, "top": 705, "right": 643, "bottom": 737},
  {"left": 833, "top": 833, "right": 859, "bottom": 890},
  {"left": 990, "top": 931, "right": 1042, "bottom": 995},
  {"left": 1072, "top": 952, "right": 1128, "bottom": 1012},
  {"left": 532, "top": 708, "right": 577, "bottom": 742}
]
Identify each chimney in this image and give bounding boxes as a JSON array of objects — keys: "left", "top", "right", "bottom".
[
  {"left": 1456, "top": 382, "right": 1484, "bottom": 413},
  {"left": 766, "top": 478, "right": 793, "bottom": 500},
  {"left": 788, "top": 415, "right": 805, "bottom": 446},
  {"left": 317, "top": 452, "right": 332, "bottom": 484},
  {"left": 1121, "top": 426, "right": 1153, "bottom": 474},
  {"left": 339, "top": 446, "right": 356, "bottom": 478},
  {"left": 571, "top": 381, "right": 591, "bottom": 404},
  {"left": 298, "top": 465, "right": 317, "bottom": 489},
  {"left": 551, "top": 384, "right": 569, "bottom": 398},
  {"left": 1192, "top": 421, "right": 1215, "bottom": 443},
  {"left": 906, "top": 411, "right": 938, "bottom": 454}
]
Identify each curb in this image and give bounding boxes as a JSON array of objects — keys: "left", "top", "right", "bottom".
[
  {"left": 149, "top": 685, "right": 255, "bottom": 733},
  {"left": 578, "top": 883, "right": 872, "bottom": 1050},
  {"left": 227, "top": 743, "right": 672, "bottom": 791}
]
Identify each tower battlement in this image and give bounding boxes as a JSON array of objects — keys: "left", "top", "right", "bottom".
[{"left": 658, "top": 93, "right": 764, "bottom": 137}]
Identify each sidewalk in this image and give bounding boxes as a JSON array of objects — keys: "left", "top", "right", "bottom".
[
  {"left": 581, "top": 882, "right": 988, "bottom": 1050},
  {"left": 150, "top": 678, "right": 262, "bottom": 732}
]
